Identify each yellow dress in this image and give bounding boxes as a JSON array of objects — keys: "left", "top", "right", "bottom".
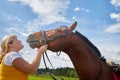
[{"left": 0, "top": 57, "right": 28, "bottom": 80}]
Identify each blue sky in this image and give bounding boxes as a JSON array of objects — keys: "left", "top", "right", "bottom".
[{"left": 0, "top": 0, "right": 120, "bottom": 68}]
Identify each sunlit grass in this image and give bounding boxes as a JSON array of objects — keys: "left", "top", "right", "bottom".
[{"left": 29, "top": 74, "right": 78, "bottom": 80}]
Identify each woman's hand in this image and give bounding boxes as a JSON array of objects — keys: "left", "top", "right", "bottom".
[{"left": 37, "top": 44, "right": 48, "bottom": 54}]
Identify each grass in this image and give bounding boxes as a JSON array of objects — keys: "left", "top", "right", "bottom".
[{"left": 29, "top": 74, "right": 78, "bottom": 80}]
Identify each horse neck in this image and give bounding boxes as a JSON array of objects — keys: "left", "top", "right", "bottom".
[{"left": 63, "top": 34, "right": 101, "bottom": 79}]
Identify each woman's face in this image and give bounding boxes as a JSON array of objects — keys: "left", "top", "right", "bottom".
[{"left": 9, "top": 38, "right": 24, "bottom": 51}]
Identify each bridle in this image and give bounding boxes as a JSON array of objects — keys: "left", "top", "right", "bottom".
[
  {"left": 39, "top": 27, "right": 72, "bottom": 80},
  {"left": 27, "top": 26, "right": 72, "bottom": 49},
  {"left": 40, "top": 27, "right": 72, "bottom": 45}
]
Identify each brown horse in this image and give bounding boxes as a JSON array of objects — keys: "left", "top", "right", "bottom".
[{"left": 27, "top": 21, "right": 114, "bottom": 80}]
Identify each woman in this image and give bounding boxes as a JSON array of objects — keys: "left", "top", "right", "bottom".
[{"left": 0, "top": 34, "right": 48, "bottom": 80}]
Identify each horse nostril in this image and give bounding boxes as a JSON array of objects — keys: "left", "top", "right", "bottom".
[
  {"left": 27, "top": 34, "right": 35, "bottom": 42},
  {"left": 28, "top": 34, "right": 34, "bottom": 39}
]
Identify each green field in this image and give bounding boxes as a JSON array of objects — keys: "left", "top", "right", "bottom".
[{"left": 29, "top": 74, "right": 78, "bottom": 80}]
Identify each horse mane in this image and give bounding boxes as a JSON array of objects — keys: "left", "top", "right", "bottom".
[{"left": 75, "top": 31, "right": 101, "bottom": 57}]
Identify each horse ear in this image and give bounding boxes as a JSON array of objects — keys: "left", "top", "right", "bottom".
[{"left": 68, "top": 21, "right": 77, "bottom": 31}]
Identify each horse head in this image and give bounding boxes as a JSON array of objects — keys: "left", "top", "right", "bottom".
[{"left": 27, "top": 21, "right": 77, "bottom": 52}]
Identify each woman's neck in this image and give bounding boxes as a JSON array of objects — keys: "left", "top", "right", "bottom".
[{"left": 8, "top": 48, "right": 19, "bottom": 53}]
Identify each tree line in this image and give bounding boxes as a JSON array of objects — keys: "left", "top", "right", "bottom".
[{"left": 36, "top": 67, "right": 78, "bottom": 78}]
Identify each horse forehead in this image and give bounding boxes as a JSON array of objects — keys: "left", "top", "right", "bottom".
[
  {"left": 46, "top": 30, "right": 58, "bottom": 37},
  {"left": 33, "top": 27, "right": 66, "bottom": 38},
  {"left": 33, "top": 32, "right": 42, "bottom": 38},
  {"left": 47, "top": 29, "right": 65, "bottom": 36}
]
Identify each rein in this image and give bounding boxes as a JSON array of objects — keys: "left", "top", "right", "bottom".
[{"left": 41, "top": 27, "right": 72, "bottom": 80}]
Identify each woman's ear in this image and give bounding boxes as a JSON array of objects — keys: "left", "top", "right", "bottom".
[{"left": 8, "top": 43, "right": 13, "bottom": 48}]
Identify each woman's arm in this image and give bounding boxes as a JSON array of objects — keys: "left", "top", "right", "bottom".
[{"left": 12, "top": 45, "right": 48, "bottom": 74}]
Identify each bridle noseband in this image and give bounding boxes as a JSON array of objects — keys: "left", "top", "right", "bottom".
[{"left": 40, "top": 27, "right": 72, "bottom": 45}]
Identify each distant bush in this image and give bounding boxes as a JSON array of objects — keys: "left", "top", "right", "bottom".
[{"left": 36, "top": 67, "right": 78, "bottom": 78}]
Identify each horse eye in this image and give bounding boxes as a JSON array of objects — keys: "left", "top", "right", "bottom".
[{"left": 55, "top": 29, "right": 61, "bottom": 32}]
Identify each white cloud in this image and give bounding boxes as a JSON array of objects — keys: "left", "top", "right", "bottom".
[
  {"left": 105, "top": 23, "right": 120, "bottom": 33},
  {"left": 107, "top": 1, "right": 120, "bottom": 33},
  {"left": 6, "top": 27, "right": 28, "bottom": 37},
  {"left": 100, "top": 48, "right": 120, "bottom": 64},
  {"left": 72, "top": 16, "right": 76, "bottom": 19},
  {"left": 8, "top": 0, "right": 70, "bottom": 25},
  {"left": 74, "top": 7, "right": 80, "bottom": 11},
  {"left": 74, "top": 7, "right": 90, "bottom": 13},
  {"left": 8, "top": 15, "right": 21, "bottom": 22},
  {"left": 6, "top": 15, "right": 29, "bottom": 37},
  {"left": 110, "top": 0, "right": 120, "bottom": 7},
  {"left": 110, "top": 13, "right": 120, "bottom": 21},
  {"left": 6, "top": 0, "right": 71, "bottom": 36},
  {"left": 81, "top": 7, "right": 90, "bottom": 12}
]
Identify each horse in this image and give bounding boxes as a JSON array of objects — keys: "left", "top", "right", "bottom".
[{"left": 27, "top": 21, "right": 114, "bottom": 80}]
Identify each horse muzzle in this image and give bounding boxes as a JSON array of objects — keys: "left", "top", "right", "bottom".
[{"left": 27, "top": 36, "right": 45, "bottom": 49}]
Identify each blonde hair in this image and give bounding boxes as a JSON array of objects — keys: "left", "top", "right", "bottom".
[{"left": 0, "top": 34, "right": 17, "bottom": 63}]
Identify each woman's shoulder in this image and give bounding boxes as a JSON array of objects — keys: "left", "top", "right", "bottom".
[
  {"left": 6, "top": 51, "right": 21, "bottom": 57},
  {"left": 8, "top": 51, "right": 19, "bottom": 54},
  {"left": 4, "top": 51, "right": 22, "bottom": 66}
]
